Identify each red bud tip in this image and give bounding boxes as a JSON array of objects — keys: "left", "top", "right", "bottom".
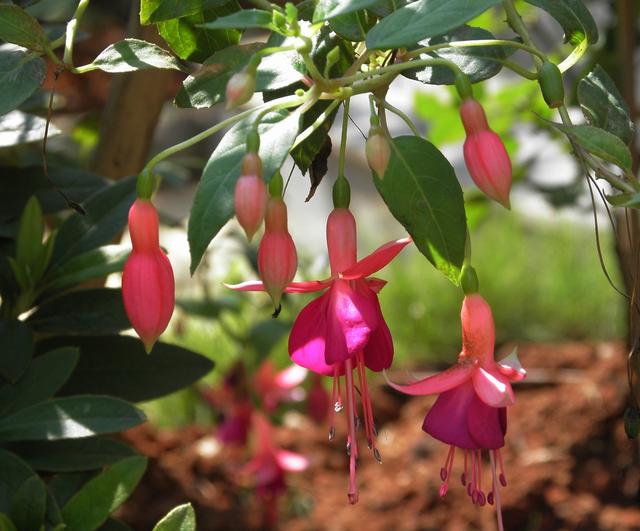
[{"left": 235, "top": 167, "right": 267, "bottom": 242}]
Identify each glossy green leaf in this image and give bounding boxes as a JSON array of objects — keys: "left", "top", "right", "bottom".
[
  {"left": 0, "top": 319, "right": 33, "bottom": 383},
  {"left": 89, "top": 39, "right": 182, "bottom": 72},
  {"left": 0, "top": 347, "right": 78, "bottom": 416},
  {"left": 550, "top": 122, "right": 632, "bottom": 173},
  {"left": 61, "top": 456, "right": 147, "bottom": 531},
  {"left": 368, "top": 0, "right": 414, "bottom": 17},
  {"left": 0, "top": 45, "right": 46, "bottom": 117},
  {"left": 14, "top": 196, "right": 44, "bottom": 283},
  {"left": 0, "top": 5, "right": 49, "bottom": 52},
  {"left": 140, "top": 0, "right": 230, "bottom": 24},
  {"left": 404, "top": 25, "right": 507, "bottom": 85},
  {"left": 366, "top": 0, "right": 501, "bottom": 50},
  {"left": 0, "top": 449, "right": 38, "bottom": 512},
  {"left": 198, "top": 9, "right": 273, "bottom": 29},
  {"left": 313, "top": 0, "right": 379, "bottom": 21},
  {"left": 0, "top": 110, "right": 60, "bottom": 147},
  {"left": 27, "top": 288, "right": 129, "bottom": 335},
  {"left": 48, "top": 472, "right": 96, "bottom": 509},
  {"left": 38, "top": 335, "right": 214, "bottom": 402},
  {"left": 15, "top": 437, "right": 136, "bottom": 472},
  {"left": 50, "top": 177, "right": 136, "bottom": 267},
  {"left": 525, "top": 0, "right": 598, "bottom": 45},
  {"left": 578, "top": 65, "right": 634, "bottom": 145},
  {"left": 152, "top": 504, "right": 196, "bottom": 531},
  {"left": 0, "top": 396, "right": 145, "bottom": 442},
  {"left": 10, "top": 476, "right": 46, "bottom": 531},
  {"left": 188, "top": 110, "right": 300, "bottom": 273},
  {"left": 374, "top": 136, "right": 467, "bottom": 283},
  {"left": 329, "top": 9, "right": 375, "bottom": 42}
]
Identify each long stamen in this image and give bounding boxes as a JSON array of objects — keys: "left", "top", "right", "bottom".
[
  {"left": 476, "top": 450, "right": 485, "bottom": 506},
  {"left": 461, "top": 450, "right": 468, "bottom": 486},
  {"left": 329, "top": 369, "right": 339, "bottom": 440},
  {"left": 490, "top": 451, "right": 504, "bottom": 531},
  {"left": 356, "top": 352, "right": 378, "bottom": 459},
  {"left": 496, "top": 449, "right": 507, "bottom": 486},
  {"left": 439, "top": 445, "right": 456, "bottom": 497},
  {"left": 344, "top": 358, "right": 359, "bottom": 504}
]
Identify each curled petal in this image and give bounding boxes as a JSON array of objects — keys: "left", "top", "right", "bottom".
[
  {"left": 497, "top": 348, "right": 527, "bottom": 382},
  {"left": 225, "top": 278, "right": 332, "bottom": 293},
  {"left": 225, "top": 280, "right": 266, "bottom": 292},
  {"left": 385, "top": 364, "right": 472, "bottom": 396},
  {"left": 340, "top": 237, "right": 411, "bottom": 280},
  {"left": 472, "top": 367, "right": 515, "bottom": 407},
  {"left": 276, "top": 449, "right": 309, "bottom": 472}
]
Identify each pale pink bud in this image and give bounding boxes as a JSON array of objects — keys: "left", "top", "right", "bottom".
[
  {"left": 226, "top": 71, "right": 255, "bottom": 109},
  {"left": 326, "top": 208, "right": 357, "bottom": 275},
  {"left": 122, "top": 199, "right": 175, "bottom": 352},
  {"left": 257, "top": 197, "right": 297, "bottom": 307},
  {"left": 365, "top": 130, "right": 391, "bottom": 178},
  {"left": 459, "top": 98, "right": 489, "bottom": 136},
  {"left": 235, "top": 153, "right": 267, "bottom": 241}
]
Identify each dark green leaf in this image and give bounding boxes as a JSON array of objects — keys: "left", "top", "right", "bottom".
[
  {"left": 577, "top": 65, "right": 634, "bottom": 145},
  {"left": 48, "top": 472, "right": 96, "bottom": 509},
  {"left": 0, "top": 110, "right": 60, "bottom": 147},
  {"left": 141, "top": 0, "right": 230, "bottom": 24},
  {"left": 0, "top": 450, "right": 37, "bottom": 513},
  {"left": 606, "top": 191, "right": 640, "bottom": 209},
  {"left": 89, "top": 39, "right": 182, "bottom": 72},
  {"left": 61, "top": 456, "right": 147, "bottom": 531},
  {"left": 0, "top": 319, "right": 33, "bottom": 383},
  {"left": 525, "top": 0, "right": 598, "bottom": 45},
  {"left": 28, "top": 288, "right": 129, "bottom": 335},
  {"left": 152, "top": 504, "right": 196, "bottom": 531},
  {"left": 188, "top": 110, "right": 300, "bottom": 273},
  {"left": 15, "top": 437, "right": 136, "bottom": 472},
  {"left": 44, "top": 486, "right": 64, "bottom": 527},
  {"left": 10, "top": 476, "right": 46, "bottom": 531},
  {"left": 38, "top": 335, "right": 214, "bottom": 402},
  {"left": 403, "top": 25, "right": 507, "bottom": 85},
  {"left": 99, "top": 519, "right": 134, "bottom": 531},
  {"left": 13, "top": 196, "right": 44, "bottom": 285},
  {"left": 0, "top": 395, "right": 145, "bottom": 441},
  {"left": 0, "top": 45, "right": 46, "bottom": 117},
  {"left": 0, "top": 514, "right": 16, "bottom": 531},
  {"left": 198, "top": 9, "right": 273, "bottom": 29},
  {"left": 374, "top": 136, "right": 467, "bottom": 283},
  {"left": 550, "top": 122, "right": 632, "bottom": 173},
  {"left": 50, "top": 177, "right": 136, "bottom": 267},
  {"left": 368, "top": 0, "right": 414, "bottom": 17},
  {"left": 313, "top": 0, "right": 379, "bottom": 21},
  {"left": 0, "top": 347, "right": 78, "bottom": 416},
  {"left": 0, "top": 5, "right": 49, "bottom": 51},
  {"left": 176, "top": 296, "right": 240, "bottom": 317},
  {"left": 366, "top": 0, "right": 501, "bottom": 50},
  {"left": 329, "top": 9, "right": 375, "bottom": 42}
]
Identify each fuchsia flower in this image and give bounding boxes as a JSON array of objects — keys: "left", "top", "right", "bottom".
[
  {"left": 234, "top": 152, "right": 267, "bottom": 242},
  {"left": 388, "top": 294, "right": 525, "bottom": 530},
  {"left": 229, "top": 206, "right": 410, "bottom": 503},
  {"left": 255, "top": 361, "right": 307, "bottom": 412},
  {"left": 122, "top": 199, "right": 175, "bottom": 352}
]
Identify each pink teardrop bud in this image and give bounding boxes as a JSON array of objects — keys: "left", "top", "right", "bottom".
[
  {"left": 459, "top": 98, "right": 489, "bottom": 136},
  {"left": 365, "top": 129, "right": 391, "bottom": 178},
  {"left": 258, "top": 197, "right": 297, "bottom": 307},
  {"left": 226, "top": 71, "right": 255, "bottom": 109},
  {"left": 235, "top": 153, "right": 267, "bottom": 242},
  {"left": 326, "top": 208, "right": 357, "bottom": 275},
  {"left": 122, "top": 199, "right": 175, "bottom": 353}
]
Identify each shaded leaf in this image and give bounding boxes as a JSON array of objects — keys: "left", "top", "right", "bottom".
[
  {"left": 0, "top": 450, "right": 37, "bottom": 513},
  {"left": 89, "top": 39, "right": 182, "bottom": 72},
  {"left": 0, "top": 110, "right": 60, "bottom": 147},
  {"left": 313, "top": 0, "right": 379, "bottom": 21},
  {"left": 0, "top": 5, "right": 48, "bottom": 52},
  {"left": 140, "top": 0, "right": 230, "bottom": 24},
  {"left": 10, "top": 476, "right": 46, "bottom": 531},
  {"left": 0, "top": 319, "right": 33, "bottom": 383},
  {"left": 525, "top": 0, "right": 598, "bottom": 45},
  {"left": 198, "top": 9, "right": 274, "bottom": 29},
  {"left": 0, "top": 44, "right": 46, "bottom": 117}
]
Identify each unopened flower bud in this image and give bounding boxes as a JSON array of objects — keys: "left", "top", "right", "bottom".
[
  {"left": 226, "top": 71, "right": 255, "bottom": 109},
  {"left": 122, "top": 199, "right": 175, "bottom": 353},
  {"left": 235, "top": 153, "right": 267, "bottom": 242},
  {"left": 537, "top": 60, "right": 565, "bottom": 109},
  {"left": 365, "top": 128, "right": 391, "bottom": 178},
  {"left": 326, "top": 207, "right": 357, "bottom": 274},
  {"left": 258, "top": 197, "right": 297, "bottom": 308}
]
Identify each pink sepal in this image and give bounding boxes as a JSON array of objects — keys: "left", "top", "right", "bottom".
[
  {"left": 341, "top": 237, "right": 411, "bottom": 280},
  {"left": 385, "top": 364, "right": 471, "bottom": 396}
]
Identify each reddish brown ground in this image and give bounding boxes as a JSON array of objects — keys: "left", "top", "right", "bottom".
[{"left": 118, "top": 342, "right": 640, "bottom": 530}]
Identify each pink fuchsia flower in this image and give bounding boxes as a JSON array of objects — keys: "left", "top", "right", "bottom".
[
  {"left": 460, "top": 98, "right": 512, "bottom": 209},
  {"left": 255, "top": 360, "right": 308, "bottom": 412},
  {"left": 122, "top": 199, "right": 175, "bottom": 353},
  {"left": 387, "top": 294, "right": 525, "bottom": 531},
  {"left": 234, "top": 152, "right": 267, "bottom": 242},
  {"left": 228, "top": 206, "right": 410, "bottom": 504}
]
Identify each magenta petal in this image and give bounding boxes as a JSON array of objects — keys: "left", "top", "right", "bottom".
[
  {"left": 340, "top": 237, "right": 411, "bottom": 280},
  {"left": 423, "top": 381, "right": 477, "bottom": 448},
  {"left": 467, "top": 396, "right": 506, "bottom": 449},
  {"left": 386, "top": 364, "right": 471, "bottom": 396},
  {"left": 366, "top": 277, "right": 387, "bottom": 293},
  {"left": 472, "top": 367, "right": 515, "bottom": 407},
  {"left": 363, "top": 292, "right": 394, "bottom": 372}
]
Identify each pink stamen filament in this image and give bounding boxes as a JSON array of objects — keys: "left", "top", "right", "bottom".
[
  {"left": 461, "top": 450, "right": 468, "bottom": 486},
  {"left": 496, "top": 449, "right": 507, "bottom": 486},
  {"left": 356, "top": 352, "right": 379, "bottom": 459},
  {"left": 490, "top": 450, "right": 504, "bottom": 531},
  {"left": 344, "top": 358, "right": 359, "bottom": 504}
]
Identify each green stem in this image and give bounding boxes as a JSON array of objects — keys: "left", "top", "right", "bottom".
[
  {"left": 291, "top": 99, "right": 340, "bottom": 149},
  {"left": 496, "top": 57, "right": 537, "bottom": 79},
  {"left": 377, "top": 98, "right": 420, "bottom": 137},
  {"left": 337, "top": 99, "right": 350, "bottom": 178},
  {"left": 63, "top": 0, "right": 91, "bottom": 66},
  {"left": 557, "top": 37, "right": 588, "bottom": 73},
  {"left": 502, "top": 0, "right": 543, "bottom": 68},
  {"left": 406, "top": 38, "right": 545, "bottom": 61}
]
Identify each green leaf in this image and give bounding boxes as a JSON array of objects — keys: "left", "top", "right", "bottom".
[
  {"left": 140, "top": 0, "right": 230, "bottom": 24},
  {"left": 329, "top": 9, "right": 375, "bottom": 42},
  {"left": 0, "top": 5, "right": 49, "bottom": 52},
  {"left": 48, "top": 472, "right": 96, "bottom": 509},
  {"left": 38, "top": 335, "right": 214, "bottom": 402},
  {"left": 0, "top": 450, "right": 38, "bottom": 513},
  {"left": 0, "top": 319, "right": 33, "bottom": 383},
  {"left": 0, "top": 395, "right": 145, "bottom": 442},
  {"left": 550, "top": 122, "right": 632, "bottom": 173},
  {"left": 313, "top": 0, "right": 379, "bottom": 21},
  {"left": 0, "top": 347, "right": 79, "bottom": 416},
  {"left": 14, "top": 196, "right": 44, "bottom": 284},
  {"left": 0, "top": 514, "right": 16, "bottom": 531},
  {"left": 366, "top": 0, "right": 501, "bottom": 50},
  {"left": 61, "top": 456, "right": 147, "bottom": 531},
  {"left": 89, "top": 39, "right": 182, "bottom": 72},
  {"left": 15, "top": 437, "right": 136, "bottom": 472},
  {"left": 157, "top": 2, "right": 241, "bottom": 63},
  {"left": 50, "top": 177, "right": 136, "bottom": 267},
  {"left": 27, "top": 288, "right": 129, "bottom": 335},
  {"left": 98, "top": 519, "right": 134, "bottom": 531},
  {"left": 0, "top": 110, "right": 60, "bottom": 147},
  {"left": 176, "top": 296, "right": 240, "bottom": 317},
  {"left": 152, "top": 504, "right": 196, "bottom": 531},
  {"left": 525, "top": 0, "right": 598, "bottom": 45},
  {"left": 403, "top": 25, "right": 507, "bottom": 85},
  {"left": 374, "top": 136, "right": 467, "bottom": 283},
  {"left": 10, "top": 476, "right": 46, "bottom": 531},
  {"left": 198, "top": 9, "right": 273, "bottom": 29},
  {"left": 41, "top": 245, "right": 129, "bottom": 296},
  {"left": 188, "top": 110, "right": 300, "bottom": 273},
  {"left": 577, "top": 65, "right": 634, "bottom": 145},
  {"left": 368, "top": 0, "right": 414, "bottom": 17},
  {"left": 0, "top": 45, "right": 46, "bottom": 117}
]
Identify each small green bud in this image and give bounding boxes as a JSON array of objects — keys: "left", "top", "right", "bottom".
[
  {"left": 537, "top": 60, "right": 564, "bottom": 109},
  {"left": 269, "top": 172, "right": 284, "bottom": 198},
  {"left": 624, "top": 405, "right": 640, "bottom": 439},
  {"left": 460, "top": 264, "right": 479, "bottom": 294},
  {"left": 332, "top": 175, "right": 351, "bottom": 209}
]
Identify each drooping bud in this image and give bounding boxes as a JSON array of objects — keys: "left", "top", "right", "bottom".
[
  {"left": 326, "top": 207, "right": 357, "bottom": 275},
  {"left": 257, "top": 196, "right": 297, "bottom": 308},
  {"left": 537, "top": 60, "right": 565, "bottom": 109},
  {"left": 235, "top": 153, "right": 267, "bottom": 242},
  {"left": 460, "top": 99, "right": 512, "bottom": 209},
  {"left": 226, "top": 70, "right": 255, "bottom": 110},
  {"left": 365, "top": 127, "right": 391, "bottom": 178},
  {"left": 122, "top": 199, "right": 175, "bottom": 353}
]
